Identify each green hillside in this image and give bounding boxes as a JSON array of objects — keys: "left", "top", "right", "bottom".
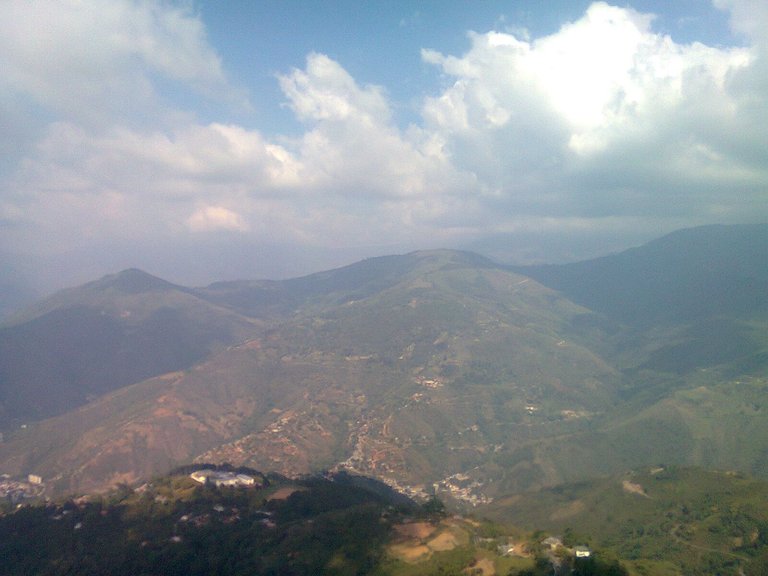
[
  {"left": 486, "top": 466, "right": 768, "bottom": 575},
  {"left": 0, "top": 470, "right": 414, "bottom": 576},
  {"left": 1, "top": 466, "right": 634, "bottom": 576},
  {"left": 10, "top": 464, "right": 768, "bottom": 575}
]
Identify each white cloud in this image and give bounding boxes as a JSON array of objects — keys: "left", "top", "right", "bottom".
[
  {"left": 713, "top": 0, "right": 768, "bottom": 43},
  {"left": 0, "top": 0, "right": 243, "bottom": 126},
  {"left": 1, "top": 1, "right": 767, "bottom": 292},
  {"left": 280, "top": 53, "right": 391, "bottom": 124},
  {"left": 187, "top": 205, "right": 248, "bottom": 232},
  {"left": 420, "top": 1, "right": 764, "bottom": 226},
  {"left": 278, "top": 53, "right": 478, "bottom": 204},
  {"left": 6, "top": 120, "right": 300, "bottom": 244},
  {"left": 4, "top": 98, "right": 476, "bottom": 261}
]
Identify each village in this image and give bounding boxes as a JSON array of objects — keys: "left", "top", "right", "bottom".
[{"left": 0, "top": 473, "right": 45, "bottom": 505}]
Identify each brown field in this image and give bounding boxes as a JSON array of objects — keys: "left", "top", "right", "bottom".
[
  {"left": 388, "top": 520, "right": 465, "bottom": 563},
  {"left": 470, "top": 557, "right": 496, "bottom": 575},
  {"left": 267, "top": 486, "right": 303, "bottom": 500},
  {"left": 427, "top": 530, "right": 459, "bottom": 551},
  {"left": 389, "top": 542, "right": 433, "bottom": 562},
  {"left": 394, "top": 521, "right": 436, "bottom": 540}
]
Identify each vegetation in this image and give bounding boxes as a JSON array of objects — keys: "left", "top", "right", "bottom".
[
  {"left": 11, "top": 463, "right": 768, "bottom": 573},
  {"left": 2, "top": 468, "right": 630, "bottom": 576},
  {"left": 0, "top": 471, "right": 415, "bottom": 576},
  {"left": 486, "top": 466, "right": 768, "bottom": 575}
]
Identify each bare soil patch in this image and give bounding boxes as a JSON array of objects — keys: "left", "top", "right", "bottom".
[
  {"left": 622, "top": 479, "right": 649, "bottom": 497},
  {"left": 267, "top": 486, "right": 303, "bottom": 501},
  {"left": 389, "top": 543, "right": 432, "bottom": 562},
  {"left": 467, "top": 557, "right": 495, "bottom": 575},
  {"left": 394, "top": 521, "right": 436, "bottom": 540},
  {"left": 427, "top": 530, "right": 459, "bottom": 551},
  {"left": 388, "top": 520, "right": 466, "bottom": 563}
]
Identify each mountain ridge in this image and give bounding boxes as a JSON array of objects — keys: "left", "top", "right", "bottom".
[
  {"left": 0, "top": 268, "right": 260, "bottom": 427},
  {"left": 0, "top": 252, "right": 619, "bottom": 497},
  {"left": 3, "top": 268, "right": 185, "bottom": 328},
  {"left": 0, "top": 224, "right": 765, "bottom": 503},
  {"left": 511, "top": 223, "right": 768, "bottom": 327}
]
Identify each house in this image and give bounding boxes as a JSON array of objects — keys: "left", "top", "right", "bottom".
[
  {"left": 497, "top": 543, "right": 518, "bottom": 556},
  {"left": 574, "top": 546, "right": 591, "bottom": 558},
  {"left": 231, "top": 474, "right": 257, "bottom": 486},
  {"left": 190, "top": 470, "right": 213, "bottom": 484}
]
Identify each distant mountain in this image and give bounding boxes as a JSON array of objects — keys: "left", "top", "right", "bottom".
[
  {"left": 513, "top": 224, "right": 768, "bottom": 327},
  {"left": 0, "top": 279, "right": 38, "bottom": 323},
  {"left": 0, "top": 250, "right": 618, "bottom": 496},
  {"left": 0, "top": 225, "right": 766, "bottom": 504},
  {"left": 193, "top": 249, "right": 497, "bottom": 318},
  {"left": 0, "top": 269, "right": 259, "bottom": 428},
  {"left": 514, "top": 224, "right": 768, "bottom": 375}
]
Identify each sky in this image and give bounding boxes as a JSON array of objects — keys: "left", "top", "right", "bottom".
[{"left": 1, "top": 0, "right": 767, "bottom": 300}]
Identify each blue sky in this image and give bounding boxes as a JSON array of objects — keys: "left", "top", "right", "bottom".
[
  {"left": 201, "top": 1, "right": 739, "bottom": 131},
  {"left": 0, "top": 0, "right": 766, "bottom": 297}
]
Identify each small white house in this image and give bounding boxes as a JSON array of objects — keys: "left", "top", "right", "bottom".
[{"left": 574, "top": 546, "right": 591, "bottom": 558}]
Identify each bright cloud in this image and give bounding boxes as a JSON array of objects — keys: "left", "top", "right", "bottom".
[
  {"left": 280, "top": 53, "right": 391, "bottom": 124},
  {"left": 421, "top": 1, "right": 764, "bottom": 224},
  {"left": 278, "top": 53, "right": 477, "bottom": 204},
  {"left": 0, "top": 0, "right": 240, "bottom": 127},
  {"left": 187, "top": 205, "right": 248, "bottom": 232}
]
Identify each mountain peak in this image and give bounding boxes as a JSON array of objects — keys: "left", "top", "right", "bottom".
[
  {"left": 404, "top": 249, "right": 497, "bottom": 269},
  {"left": 97, "top": 268, "right": 178, "bottom": 294}
]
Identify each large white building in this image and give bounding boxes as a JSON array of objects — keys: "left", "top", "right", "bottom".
[{"left": 190, "top": 470, "right": 257, "bottom": 487}]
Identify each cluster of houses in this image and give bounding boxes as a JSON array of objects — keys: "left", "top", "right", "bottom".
[
  {"left": 0, "top": 473, "right": 45, "bottom": 504},
  {"left": 434, "top": 471, "right": 493, "bottom": 507}
]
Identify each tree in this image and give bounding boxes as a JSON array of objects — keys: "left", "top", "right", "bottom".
[{"left": 423, "top": 495, "right": 447, "bottom": 518}]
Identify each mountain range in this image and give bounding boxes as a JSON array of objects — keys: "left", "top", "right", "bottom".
[{"left": 0, "top": 224, "right": 766, "bottom": 502}]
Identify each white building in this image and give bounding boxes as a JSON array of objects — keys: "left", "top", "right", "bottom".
[
  {"left": 190, "top": 470, "right": 257, "bottom": 487},
  {"left": 574, "top": 546, "right": 591, "bottom": 558}
]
